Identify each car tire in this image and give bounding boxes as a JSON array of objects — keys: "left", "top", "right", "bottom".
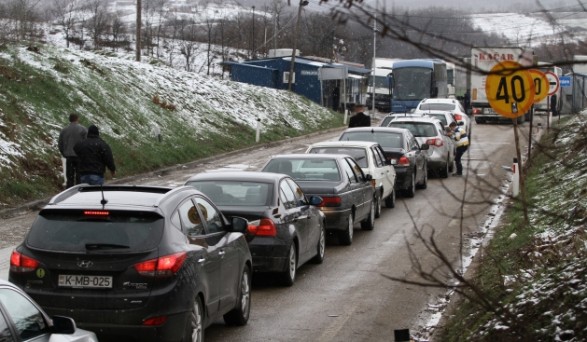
[
  {"left": 374, "top": 191, "right": 382, "bottom": 218},
  {"left": 439, "top": 158, "right": 449, "bottom": 178},
  {"left": 185, "top": 296, "right": 204, "bottom": 342},
  {"left": 311, "top": 223, "right": 325, "bottom": 264},
  {"left": 280, "top": 243, "right": 297, "bottom": 286},
  {"left": 339, "top": 214, "right": 354, "bottom": 246},
  {"left": 385, "top": 188, "right": 396, "bottom": 208},
  {"left": 223, "top": 265, "right": 251, "bottom": 326},
  {"left": 405, "top": 172, "right": 416, "bottom": 198},
  {"left": 361, "top": 199, "right": 375, "bottom": 231}
]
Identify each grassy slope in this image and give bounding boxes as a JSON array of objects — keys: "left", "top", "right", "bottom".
[
  {"left": 436, "top": 116, "right": 587, "bottom": 341},
  {"left": 0, "top": 44, "right": 343, "bottom": 206}
]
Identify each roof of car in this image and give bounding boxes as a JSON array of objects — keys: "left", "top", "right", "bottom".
[
  {"left": 267, "top": 153, "right": 349, "bottom": 160},
  {"left": 389, "top": 116, "right": 442, "bottom": 124},
  {"left": 419, "top": 98, "right": 460, "bottom": 104},
  {"left": 186, "top": 171, "right": 285, "bottom": 183},
  {"left": 45, "top": 184, "right": 200, "bottom": 211},
  {"left": 308, "top": 140, "right": 380, "bottom": 149},
  {"left": 341, "top": 126, "right": 409, "bottom": 134}
]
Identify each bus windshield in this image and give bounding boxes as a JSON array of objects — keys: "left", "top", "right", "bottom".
[{"left": 392, "top": 68, "right": 432, "bottom": 101}]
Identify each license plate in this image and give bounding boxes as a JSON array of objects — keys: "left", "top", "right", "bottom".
[{"left": 58, "top": 275, "right": 113, "bottom": 288}]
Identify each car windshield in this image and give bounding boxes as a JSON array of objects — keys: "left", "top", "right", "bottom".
[
  {"left": 27, "top": 210, "right": 164, "bottom": 253},
  {"left": 308, "top": 147, "right": 368, "bottom": 168},
  {"left": 187, "top": 181, "right": 272, "bottom": 206},
  {"left": 419, "top": 103, "right": 455, "bottom": 111},
  {"left": 340, "top": 131, "right": 403, "bottom": 149},
  {"left": 388, "top": 122, "right": 438, "bottom": 137},
  {"left": 264, "top": 158, "right": 341, "bottom": 181}
]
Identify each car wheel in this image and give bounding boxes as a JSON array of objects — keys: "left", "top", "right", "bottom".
[
  {"left": 185, "top": 296, "right": 204, "bottom": 342},
  {"left": 339, "top": 214, "right": 354, "bottom": 246},
  {"left": 280, "top": 243, "right": 297, "bottom": 286},
  {"left": 405, "top": 172, "right": 416, "bottom": 198},
  {"left": 374, "top": 191, "right": 382, "bottom": 218},
  {"left": 385, "top": 188, "right": 396, "bottom": 208},
  {"left": 223, "top": 265, "right": 251, "bottom": 326},
  {"left": 361, "top": 199, "right": 375, "bottom": 231},
  {"left": 439, "top": 158, "right": 449, "bottom": 178},
  {"left": 311, "top": 223, "right": 326, "bottom": 264}
]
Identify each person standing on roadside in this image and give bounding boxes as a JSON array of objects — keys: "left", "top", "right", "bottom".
[
  {"left": 348, "top": 104, "right": 371, "bottom": 127},
  {"left": 74, "top": 125, "right": 116, "bottom": 186},
  {"left": 448, "top": 121, "right": 469, "bottom": 176},
  {"left": 58, "top": 113, "right": 87, "bottom": 188}
]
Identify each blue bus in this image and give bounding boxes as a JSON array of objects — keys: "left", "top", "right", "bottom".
[{"left": 389, "top": 59, "right": 448, "bottom": 113}]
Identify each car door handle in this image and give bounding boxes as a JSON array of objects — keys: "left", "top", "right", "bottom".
[
  {"left": 198, "top": 258, "right": 206, "bottom": 263},
  {"left": 219, "top": 250, "right": 226, "bottom": 257},
  {"left": 298, "top": 215, "right": 308, "bottom": 220}
]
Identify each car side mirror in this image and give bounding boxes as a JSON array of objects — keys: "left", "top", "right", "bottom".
[
  {"left": 51, "top": 316, "right": 76, "bottom": 334},
  {"left": 420, "top": 143, "right": 430, "bottom": 151},
  {"left": 364, "top": 174, "right": 373, "bottom": 181},
  {"left": 230, "top": 216, "right": 249, "bottom": 233},
  {"left": 308, "top": 195, "right": 323, "bottom": 206}
]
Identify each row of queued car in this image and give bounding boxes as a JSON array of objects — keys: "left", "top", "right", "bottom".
[{"left": 5, "top": 97, "right": 470, "bottom": 342}]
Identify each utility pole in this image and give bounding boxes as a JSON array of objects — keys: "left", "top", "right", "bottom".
[
  {"left": 288, "top": 0, "right": 308, "bottom": 91},
  {"left": 252, "top": 6, "right": 256, "bottom": 59},
  {"left": 136, "top": 0, "right": 141, "bottom": 62},
  {"left": 371, "top": 10, "right": 377, "bottom": 114}
]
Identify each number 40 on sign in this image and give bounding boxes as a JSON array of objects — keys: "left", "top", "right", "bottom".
[{"left": 485, "top": 61, "right": 535, "bottom": 119}]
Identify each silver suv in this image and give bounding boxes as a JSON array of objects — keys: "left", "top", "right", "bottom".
[{"left": 387, "top": 116, "right": 455, "bottom": 178}]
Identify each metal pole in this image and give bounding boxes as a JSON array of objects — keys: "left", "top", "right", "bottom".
[
  {"left": 252, "top": 6, "right": 255, "bottom": 59},
  {"left": 288, "top": 0, "right": 305, "bottom": 91},
  {"left": 371, "top": 10, "right": 376, "bottom": 115},
  {"left": 136, "top": 0, "right": 141, "bottom": 62}
]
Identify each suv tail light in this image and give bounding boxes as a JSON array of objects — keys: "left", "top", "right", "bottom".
[
  {"left": 426, "top": 138, "right": 443, "bottom": 147},
  {"left": 10, "top": 250, "right": 40, "bottom": 272},
  {"left": 397, "top": 156, "right": 410, "bottom": 166},
  {"left": 134, "top": 252, "right": 187, "bottom": 277},
  {"left": 454, "top": 113, "right": 463, "bottom": 121},
  {"left": 318, "top": 196, "right": 342, "bottom": 207},
  {"left": 247, "top": 218, "right": 277, "bottom": 237}
]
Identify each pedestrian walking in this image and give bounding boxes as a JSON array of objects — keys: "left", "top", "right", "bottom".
[
  {"left": 74, "top": 125, "right": 116, "bottom": 186},
  {"left": 58, "top": 113, "right": 87, "bottom": 188},
  {"left": 348, "top": 104, "right": 371, "bottom": 127},
  {"left": 448, "top": 122, "right": 469, "bottom": 176}
]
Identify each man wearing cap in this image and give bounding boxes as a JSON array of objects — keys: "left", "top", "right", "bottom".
[
  {"left": 74, "top": 124, "right": 116, "bottom": 185},
  {"left": 348, "top": 104, "right": 371, "bottom": 127}
]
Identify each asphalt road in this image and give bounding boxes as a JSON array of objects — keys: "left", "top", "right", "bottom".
[{"left": 0, "top": 114, "right": 546, "bottom": 341}]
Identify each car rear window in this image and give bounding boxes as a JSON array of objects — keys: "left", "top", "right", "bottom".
[
  {"left": 340, "top": 132, "right": 403, "bottom": 149},
  {"left": 26, "top": 210, "right": 164, "bottom": 253},
  {"left": 264, "top": 158, "right": 341, "bottom": 181},
  {"left": 419, "top": 103, "right": 455, "bottom": 111},
  {"left": 388, "top": 122, "right": 438, "bottom": 137},
  {"left": 308, "top": 147, "right": 368, "bottom": 168},
  {"left": 187, "top": 181, "right": 273, "bottom": 206}
]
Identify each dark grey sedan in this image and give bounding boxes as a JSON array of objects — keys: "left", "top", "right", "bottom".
[
  {"left": 185, "top": 171, "right": 326, "bottom": 286},
  {"left": 339, "top": 127, "right": 429, "bottom": 198},
  {"left": 261, "top": 154, "right": 375, "bottom": 246}
]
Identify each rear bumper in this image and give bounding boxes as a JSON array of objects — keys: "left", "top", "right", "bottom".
[
  {"left": 393, "top": 166, "right": 412, "bottom": 190},
  {"left": 319, "top": 207, "right": 352, "bottom": 231},
  {"left": 248, "top": 241, "right": 290, "bottom": 273}
]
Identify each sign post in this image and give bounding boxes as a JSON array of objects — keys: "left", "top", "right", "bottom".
[{"left": 544, "top": 71, "right": 560, "bottom": 129}]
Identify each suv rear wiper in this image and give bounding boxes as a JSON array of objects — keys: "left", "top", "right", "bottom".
[{"left": 86, "top": 243, "right": 130, "bottom": 250}]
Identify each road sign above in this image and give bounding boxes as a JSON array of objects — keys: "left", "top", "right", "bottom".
[
  {"left": 486, "top": 61, "right": 534, "bottom": 119},
  {"left": 544, "top": 71, "right": 560, "bottom": 96}
]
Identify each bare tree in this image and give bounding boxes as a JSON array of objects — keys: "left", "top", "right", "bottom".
[
  {"left": 86, "top": 0, "right": 108, "bottom": 49},
  {"left": 50, "top": 0, "right": 78, "bottom": 48},
  {"left": 5, "top": 0, "right": 42, "bottom": 42}
]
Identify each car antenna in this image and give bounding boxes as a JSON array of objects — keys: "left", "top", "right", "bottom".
[{"left": 100, "top": 184, "right": 108, "bottom": 206}]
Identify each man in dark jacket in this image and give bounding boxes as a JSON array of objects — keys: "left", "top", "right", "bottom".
[
  {"left": 58, "top": 113, "right": 87, "bottom": 188},
  {"left": 348, "top": 104, "right": 371, "bottom": 127},
  {"left": 74, "top": 125, "right": 116, "bottom": 185}
]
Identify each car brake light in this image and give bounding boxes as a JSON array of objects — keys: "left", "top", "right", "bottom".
[
  {"left": 143, "top": 316, "right": 168, "bottom": 326},
  {"left": 472, "top": 108, "right": 481, "bottom": 115},
  {"left": 398, "top": 156, "right": 410, "bottom": 166},
  {"left": 84, "top": 210, "right": 110, "bottom": 217},
  {"left": 247, "top": 218, "right": 277, "bottom": 237},
  {"left": 134, "top": 252, "right": 187, "bottom": 277},
  {"left": 318, "top": 196, "right": 342, "bottom": 207},
  {"left": 10, "top": 250, "right": 39, "bottom": 272},
  {"left": 426, "top": 138, "right": 443, "bottom": 147},
  {"left": 454, "top": 114, "right": 463, "bottom": 121}
]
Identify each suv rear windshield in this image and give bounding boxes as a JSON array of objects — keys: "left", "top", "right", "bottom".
[
  {"left": 340, "top": 132, "right": 403, "bottom": 149},
  {"left": 26, "top": 210, "right": 164, "bottom": 253},
  {"left": 419, "top": 103, "right": 455, "bottom": 111}
]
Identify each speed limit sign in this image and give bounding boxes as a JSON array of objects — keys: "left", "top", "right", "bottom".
[{"left": 486, "top": 61, "right": 535, "bottom": 118}]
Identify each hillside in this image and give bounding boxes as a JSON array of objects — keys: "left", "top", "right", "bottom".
[{"left": 0, "top": 43, "right": 342, "bottom": 207}]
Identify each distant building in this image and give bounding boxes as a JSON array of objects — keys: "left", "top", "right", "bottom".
[{"left": 222, "top": 53, "right": 370, "bottom": 110}]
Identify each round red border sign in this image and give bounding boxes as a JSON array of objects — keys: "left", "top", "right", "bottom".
[{"left": 544, "top": 71, "right": 560, "bottom": 96}]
